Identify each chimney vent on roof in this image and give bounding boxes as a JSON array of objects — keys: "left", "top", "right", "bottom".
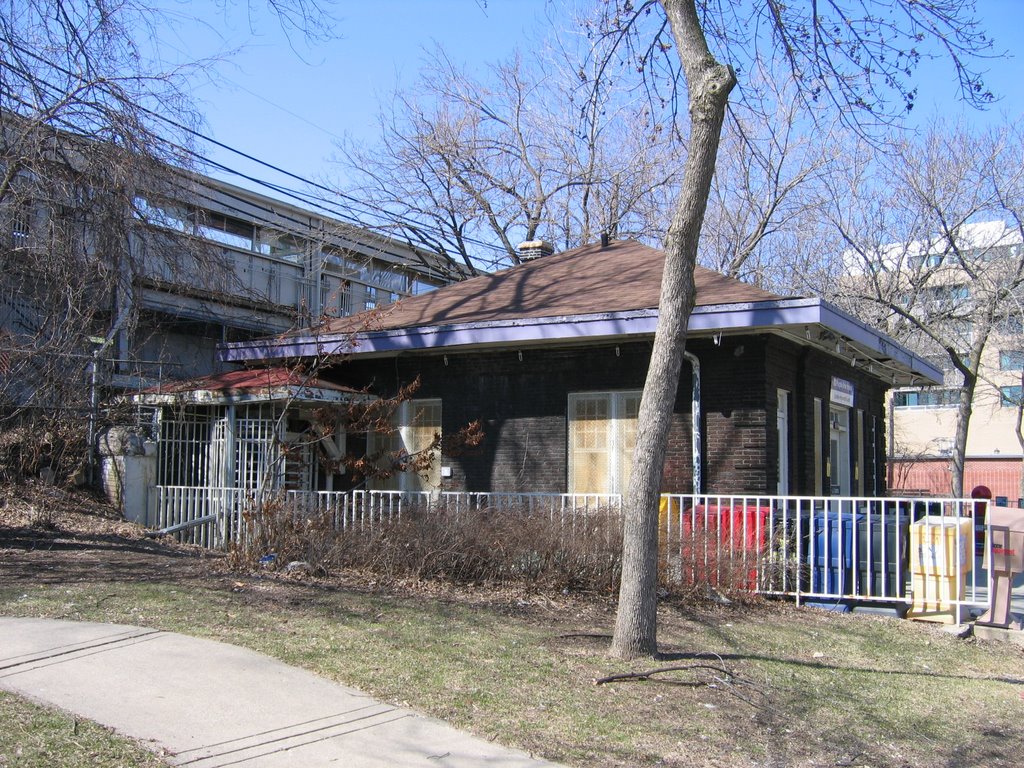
[
  {"left": 517, "top": 240, "right": 554, "bottom": 261},
  {"left": 601, "top": 233, "right": 609, "bottom": 248}
]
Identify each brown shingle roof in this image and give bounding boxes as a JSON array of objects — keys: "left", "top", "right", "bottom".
[{"left": 314, "top": 240, "right": 782, "bottom": 335}]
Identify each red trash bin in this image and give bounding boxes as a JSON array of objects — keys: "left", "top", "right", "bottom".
[{"left": 681, "top": 504, "right": 770, "bottom": 590}]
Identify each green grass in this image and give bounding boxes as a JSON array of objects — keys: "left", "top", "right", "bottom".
[
  {"left": 3, "top": 568, "right": 1023, "bottom": 768},
  {"left": 0, "top": 690, "right": 168, "bottom": 767}
]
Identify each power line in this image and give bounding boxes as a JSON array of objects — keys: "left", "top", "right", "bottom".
[{"left": 2, "top": 38, "right": 512, "bottom": 268}]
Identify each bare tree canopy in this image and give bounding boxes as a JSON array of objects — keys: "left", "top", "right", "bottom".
[
  {"left": 592, "top": 1, "right": 993, "bottom": 127},
  {"left": 337, "top": 40, "right": 688, "bottom": 274},
  {"left": 826, "top": 118, "right": 1024, "bottom": 497},
  {"left": 0, "top": 0, "right": 334, "bottom": 481},
  {"left": 700, "top": 76, "right": 847, "bottom": 286}
]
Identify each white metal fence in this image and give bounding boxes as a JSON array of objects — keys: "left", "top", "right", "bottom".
[
  {"left": 657, "top": 493, "right": 990, "bottom": 612},
  {"left": 147, "top": 486, "right": 993, "bottom": 609}
]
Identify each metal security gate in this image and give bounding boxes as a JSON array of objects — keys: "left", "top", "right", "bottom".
[
  {"left": 157, "top": 409, "right": 215, "bottom": 487},
  {"left": 233, "top": 416, "right": 281, "bottom": 490}
]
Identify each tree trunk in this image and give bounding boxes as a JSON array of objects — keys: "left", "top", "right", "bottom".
[
  {"left": 610, "top": 0, "right": 735, "bottom": 660},
  {"left": 950, "top": 372, "right": 976, "bottom": 498},
  {"left": 1018, "top": 368, "right": 1024, "bottom": 505}
]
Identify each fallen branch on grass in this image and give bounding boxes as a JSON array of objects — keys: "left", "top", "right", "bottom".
[
  {"left": 594, "top": 660, "right": 773, "bottom": 712},
  {"left": 594, "top": 663, "right": 732, "bottom": 685}
]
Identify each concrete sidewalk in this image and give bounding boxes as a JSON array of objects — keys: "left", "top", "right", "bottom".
[{"left": 0, "top": 618, "right": 563, "bottom": 767}]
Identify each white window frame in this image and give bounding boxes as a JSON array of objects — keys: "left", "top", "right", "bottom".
[
  {"left": 567, "top": 390, "right": 641, "bottom": 495},
  {"left": 368, "top": 399, "right": 442, "bottom": 492},
  {"left": 776, "top": 389, "right": 790, "bottom": 495},
  {"left": 829, "top": 406, "right": 851, "bottom": 497}
]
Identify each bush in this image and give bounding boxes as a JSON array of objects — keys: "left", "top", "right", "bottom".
[
  {"left": 0, "top": 419, "right": 86, "bottom": 484},
  {"left": 229, "top": 496, "right": 623, "bottom": 593},
  {"left": 226, "top": 494, "right": 773, "bottom": 601}
]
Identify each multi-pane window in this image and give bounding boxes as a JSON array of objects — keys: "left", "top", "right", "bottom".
[
  {"left": 320, "top": 276, "right": 350, "bottom": 317},
  {"left": 134, "top": 197, "right": 191, "bottom": 233},
  {"left": 364, "top": 285, "right": 379, "bottom": 311},
  {"left": 999, "top": 350, "right": 1024, "bottom": 371},
  {"left": 196, "top": 211, "right": 254, "bottom": 251},
  {"left": 258, "top": 230, "right": 305, "bottom": 262},
  {"left": 369, "top": 399, "right": 442, "bottom": 491},
  {"left": 908, "top": 253, "right": 945, "bottom": 270},
  {"left": 5, "top": 199, "right": 31, "bottom": 248},
  {"left": 921, "top": 284, "right": 970, "bottom": 305},
  {"left": 1000, "top": 386, "right": 1023, "bottom": 408},
  {"left": 412, "top": 278, "right": 438, "bottom": 295},
  {"left": 892, "top": 388, "right": 959, "bottom": 408},
  {"left": 568, "top": 391, "right": 641, "bottom": 494}
]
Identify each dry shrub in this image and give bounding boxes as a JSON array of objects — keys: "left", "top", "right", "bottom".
[
  {"left": 225, "top": 496, "right": 788, "bottom": 600},
  {"left": 659, "top": 524, "right": 778, "bottom": 603},
  {"left": 0, "top": 419, "right": 86, "bottom": 484},
  {"left": 757, "top": 525, "right": 807, "bottom": 595},
  {"left": 335, "top": 506, "right": 623, "bottom": 591},
  {"left": 226, "top": 493, "right": 342, "bottom": 573},
  {"left": 230, "top": 498, "right": 623, "bottom": 593}
]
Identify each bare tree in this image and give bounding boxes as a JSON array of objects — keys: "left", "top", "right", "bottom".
[
  {"left": 0, "top": 0, "right": 332, "bottom": 482},
  {"left": 591, "top": 0, "right": 992, "bottom": 659},
  {"left": 338, "top": 43, "right": 686, "bottom": 273},
  {"left": 827, "top": 119, "right": 1024, "bottom": 497},
  {"left": 700, "top": 76, "right": 846, "bottom": 286},
  {"left": 0, "top": 1, "right": 197, "bottom": 479}
]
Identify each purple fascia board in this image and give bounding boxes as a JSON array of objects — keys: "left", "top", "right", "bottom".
[
  {"left": 816, "top": 303, "right": 943, "bottom": 383},
  {"left": 220, "top": 297, "right": 939, "bottom": 380},
  {"left": 221, "top": 301, "right": 816, "bottom": 362}
]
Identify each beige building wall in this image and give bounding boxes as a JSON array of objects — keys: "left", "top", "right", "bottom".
[{"left": 891, "top": 338, "right": 1023, "bottom": 459}]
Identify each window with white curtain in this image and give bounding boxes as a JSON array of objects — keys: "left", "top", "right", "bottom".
[{"left": 567, "top": 391, "right": 641, "bottom": 494}]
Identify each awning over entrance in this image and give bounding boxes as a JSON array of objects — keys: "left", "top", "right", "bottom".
[{"left": 133, "top": 367, "right": 373, "bottom": 407}]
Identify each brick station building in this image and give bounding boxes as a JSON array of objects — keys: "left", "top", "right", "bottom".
[{"left": 221, "top": 240, "right": 943, "bottom": 498}]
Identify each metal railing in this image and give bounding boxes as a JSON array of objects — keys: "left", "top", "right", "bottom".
[
  {"left": 150, "top": 485, "right": 246, "bottom": 549},
  {"left": 147, "top": 486, "right": 991, "bottom": 610},
  {"left": 659, "top": 493, "right": 989, "bottom": 611}
]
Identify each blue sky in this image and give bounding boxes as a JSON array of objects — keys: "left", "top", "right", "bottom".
[
  {"left": 152, "top": 0, "right": 1024, "bottom": 197},
  {"left": 154, "top": 0, "right": 560, "bottom": 191}
]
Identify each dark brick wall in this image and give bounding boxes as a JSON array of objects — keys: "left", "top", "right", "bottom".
[
  {"left": 328, "top": 334, "right": 890, "bottom": 496},
  {"left": 696, "top": 339, "right": 769, "bottom": 493},
  {"left": 764, "top": 337, "right": 891, "bottom": 497},
  {"left": 336, "top": 342, "right": 656, "bottom": 492}
]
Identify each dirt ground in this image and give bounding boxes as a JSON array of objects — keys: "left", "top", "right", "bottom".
[{"left": 0, "top": 483, "right": 220, "bottom": 586}]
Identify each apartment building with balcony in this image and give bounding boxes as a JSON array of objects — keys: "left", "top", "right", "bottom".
[
  {"left": 1, "top": 125, "right": 457, "bottom": 502},
  {"left": 120, "top": 171, "right": 454, "bottom": 390},
  {"left": 1, "top": 153, "right": 454, "bottom": 398}
]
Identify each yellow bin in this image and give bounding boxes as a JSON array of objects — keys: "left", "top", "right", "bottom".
[{"left": 907, "top": 516, "right": 973, "bottom": 623}]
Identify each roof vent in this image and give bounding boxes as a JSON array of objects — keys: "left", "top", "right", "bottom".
[{"left": 517, "top": 240, "right": 554, "bottom": 261}]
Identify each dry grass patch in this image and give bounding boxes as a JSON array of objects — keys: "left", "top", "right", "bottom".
[
  {"left": 2, "top": 494, "right": 1023, "bottom": 768},
  {"left": 0, "top": 691, "right": 168, "bottom": 767}
]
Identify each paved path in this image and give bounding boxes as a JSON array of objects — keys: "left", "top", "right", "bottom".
[{"left": 0, "top": 618, "right": 563, "bottom": 767}]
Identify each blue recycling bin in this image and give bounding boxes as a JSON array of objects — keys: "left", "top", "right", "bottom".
[
  {"left": 809, "top": 509, "right": 862, "bottom": 595},
  {"left": 855, "top": 514, "right": 909, "bottom": 598},
  {"left": 806, "top": 508, "right": 909, "bottom": 598}
]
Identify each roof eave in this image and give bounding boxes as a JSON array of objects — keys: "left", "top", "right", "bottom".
[{"left": 219, "top": 297, "right": 941, "bottom": 387}]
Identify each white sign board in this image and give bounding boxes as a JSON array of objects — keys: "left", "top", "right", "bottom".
[{"left": 830, "top": 377, "right": 855, "bottom": 407}]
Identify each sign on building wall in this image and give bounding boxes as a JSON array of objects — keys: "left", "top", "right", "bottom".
[{"left": 830, "top": 377, "right": 855, "bottom": 408}]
